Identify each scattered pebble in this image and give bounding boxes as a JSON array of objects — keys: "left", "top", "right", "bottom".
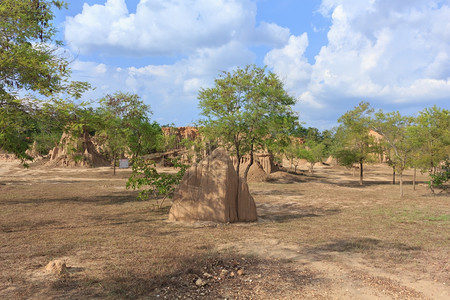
[{"left": 195, "top": 278, "right": 205, "bottom": 286}]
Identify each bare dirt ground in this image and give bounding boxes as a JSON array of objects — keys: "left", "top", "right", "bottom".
[{"left": 0, "top": 160, "right": 448, "bottom": 299}]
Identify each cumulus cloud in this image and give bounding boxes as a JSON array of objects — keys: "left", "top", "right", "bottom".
[
  {"left": 316, "top": 0, "right": 450, "bottom": 99},
  {"left": 65, "top": 0, "right": 289, "bottom": 55},
  {"left": 68, "top": 39, "right": 255, "bottom": 125},
  {"left": 264, "top": 34, "right": 311, "bottom": 89},
  {"left": 64, "top": 0, "right": 450, "bottom": 129},
  {"left": 265, "top": 0, "right": 450, "bottom": 128}
]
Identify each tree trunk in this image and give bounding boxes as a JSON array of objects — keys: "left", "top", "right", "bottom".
[
  {"left": 392, "top": 166, "right": 396, "bottom": 184},
  {"left": 429, "top": 167, "right": 435, "bottom": 194},
  {"left": 400, "top": 171, "right": 404, "bottom": 197},
  {"left": 359, "top": 161, "right": 363, "bottom": 185},
  {"left": 234, "top": 141, "right": 240, "bottom": 220},
  {"left": 413, "top": 167, "right": 416, "bottom": 191},
  {"left": 243, "top": 144, "right": 254, "bottom": 182},
  {"left": 113, "top": 152, "right": 117, "bottom": 175}
]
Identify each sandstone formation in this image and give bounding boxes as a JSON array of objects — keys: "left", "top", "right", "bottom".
[
  {"left": 162, "top": 126, "right": 199, "bottom": 145},
  {"left": 25, "top": 141, "right": 42, "bottom": 160},
  {"left": 47, "top": 131, "right": 109, "bottom": 167},
  {"left": 168, "top": 149, "right": 257, "bottom": 223}
]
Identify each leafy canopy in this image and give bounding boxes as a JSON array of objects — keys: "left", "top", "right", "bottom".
[
  {"left": 0, "top": 0, "right": 85, "bottom": 161},
  {"left": 198, "top": 65, "right": 297, "bottom": 179},
  {"left": 333, "top": 101, "right": 379, "bottom": 185},
  {"left": 97, "top": 92, "right": 162, "bottom": 173},
  {"left": 0, "top": 0, "right": 69, "bottom": 98}
]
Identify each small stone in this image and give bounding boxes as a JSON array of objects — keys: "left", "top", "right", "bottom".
[
  {"left": 220, "top": 269, "right": 229, "bottom": 277},
  {"left": 230, "top": 271, "right": 235, "bottom": 277},
  {"left": 203, "top": 272, "right": 213, "bottom": 278},
  {"left": 195, "top": 278, "right": 205, "bottom": 286}
]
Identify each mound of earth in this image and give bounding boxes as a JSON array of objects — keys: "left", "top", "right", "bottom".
[
  {"left": 169, "top": 149, "right": 257, "bottom": 223},
  {"left": 240, "top": 160, "right": 267, "bottom": 182},
  {"left": 45, "top": 260, "right": 68, "bottom": 275},
  {"left": 266, "top": 171, "right": 304, "bottom": 184},
  {"left": 47, "top": 131, "right": 109, "bottom": 167}
]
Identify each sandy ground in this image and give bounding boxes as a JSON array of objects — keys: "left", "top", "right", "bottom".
[{"left": 0, "top": 160, "right": 449, "bottom": 299}]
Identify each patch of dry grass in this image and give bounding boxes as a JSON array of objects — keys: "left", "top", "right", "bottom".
[{"left": 0, "top": 162, "right": 448, "bottom": 299}]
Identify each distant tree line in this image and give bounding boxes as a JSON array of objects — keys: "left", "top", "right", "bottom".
[{"left": 332, "top": 102, "right": 449, "bottom": 195}]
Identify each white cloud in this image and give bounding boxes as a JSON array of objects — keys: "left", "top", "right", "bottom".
[
  {"left": 247, "top": 22, "right": 291, "bottom": 47},
  {"left": 68, "top": 39, "right": 255, "bottom": 125},
  {"left": 264, "top": 34, "right": 311, "bottom": 88},
  {"left": 65, "top": 0, "right": 289, "bottom": 55},
  {"left": 63, "top": 0, "right": 450, "bottom": 130},
  {"left": 264, "top": 0, "right": 450, "bottom": 129},
  {"left": 316, "top": 0, "right": 450, "bottom": 95}
]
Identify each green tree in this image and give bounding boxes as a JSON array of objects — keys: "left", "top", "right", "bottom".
[
  {"left": 198, "top": 65, "right": 297, "bottom": 181},
  {"left": 408, "top": 106, "right": 450, "bottom": 193},
  {"left": 127, "top": 158, "right": 189, "bottom": 209},
  {"left": 334, "top": 102, "right": 378, "bottom": 185},
  {"left": 0, "top": 1, "right": 91, "bottom": 161},
  {"left": 128, "top": 119, "right": 163, "bottom": 157},
  {"left": 198, "top": 65, "right": 297, "bottom": 219},
  {"left": 0, "top": 0, "right": 69, "bottom": 97},
  {"left": 284, "top": 139, "right": 325, "bottom": 174},
  {"left": 284, "top": 139, "right": 303, "bottom": 173},
  {"left": 299, "top": 141, "right": 326, "bottom": 174},
  {"left": 98, "top": 92, "right": 158, "bottom": 174},
  {"left": 0, "top": 98, "right": 36, "bottom": 161},
  {"left": 373, "top": 110, "right": 414, "bottom": 196}
]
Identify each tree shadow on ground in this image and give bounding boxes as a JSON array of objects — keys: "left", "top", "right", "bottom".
[
  {"left": 0, "top": 217, "right": 156, "bottom": 234},
  {"left": 308, "top": 237, "right": 422, "bottom": 253},
  {"left": 300, "top": 175, "right": 429, "bottom": 189},
  {"left": 0, "top": 192, "right": 140, "bottom": 206},
  {"left": 257, "top": 202, "right": 341, "bottom": 223},
  {"left": 252, "top": 189, "right": 303, "bottom": 196}
]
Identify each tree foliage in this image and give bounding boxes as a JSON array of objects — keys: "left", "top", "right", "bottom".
[
  {"left": 0, "top": 0, "right": 69, "bottom": 98},
  {"left": 198, "top": 65, "right": 297, "bottom": 181},
  {"left": 300, "top": 141, "right": 326, "bottom": 173},
  {"left": 0, "top": 0, "right": 89, "bottom": 161},
  {"left": 126, "top": 158, "right": 189, "bottom": 209},
  {"left": 97, "top": 92, "right": 161, "bottom": 174},
  {"left": 333, "top": 102, "right": 378, "bottom": 185},
  {"left": 373, "top": 110, "right": 414, "bottom": 196},
  {"left": 284, "top": 139, "right": 325, "bottom": 174},
  {"left": 408, "top": 106, "right": 450, "bottom": 193}
]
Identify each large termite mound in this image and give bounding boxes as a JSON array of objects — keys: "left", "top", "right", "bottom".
[{"left": 168, "top": 149, "right": 257, "bottom": 223}]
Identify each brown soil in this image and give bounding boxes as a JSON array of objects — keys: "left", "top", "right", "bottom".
[{"left": 0, "top": 160, "right": 449, "bottom": 299}]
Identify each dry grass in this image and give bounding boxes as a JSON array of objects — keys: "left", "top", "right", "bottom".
[{"left": 0, "top": 162, "right": 449, "bottom": 299}]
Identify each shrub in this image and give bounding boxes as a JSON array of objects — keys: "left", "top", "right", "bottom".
[{"left": 126, "top": 158, "right": 189, "bottom": 208}]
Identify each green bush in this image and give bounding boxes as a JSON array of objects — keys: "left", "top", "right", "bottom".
[
  {"left": 126, "top": 158, "right": 189, "bottom": 208},
  {"left": 428, "top": 160, "right": 449, "bottom": 193}
]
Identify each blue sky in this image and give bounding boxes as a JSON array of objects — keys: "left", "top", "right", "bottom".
[{"left": 52, "top": 0, "right": 450, "bottom": 129}]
